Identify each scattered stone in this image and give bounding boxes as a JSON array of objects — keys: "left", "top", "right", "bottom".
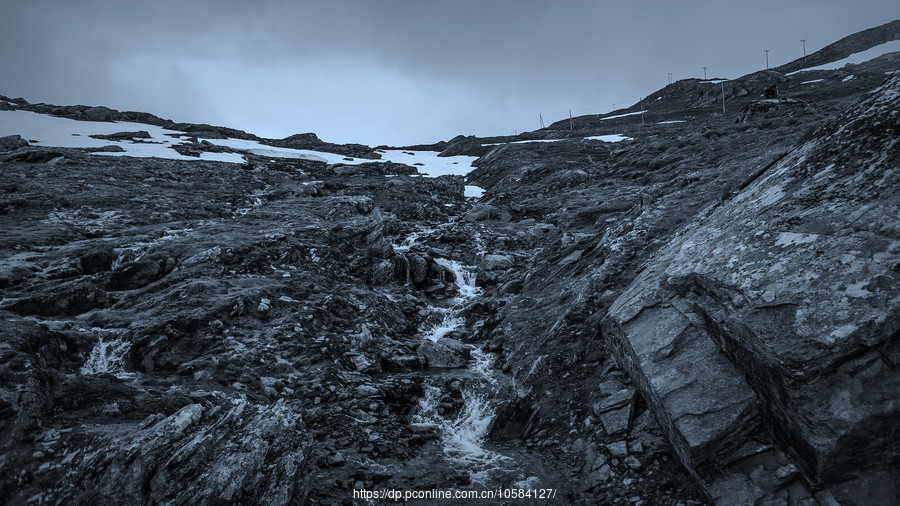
[
  {"left": 627, "top": 440, "right": 644, "bottom": 454},
  {"left": 607, "top": 441, "right": 628, "bottom": 458},
  {"left": 599, "top": 404, "right": 633, "bottom": 436},
  {"left": 584, "top": 464, "right": 614, "bottom": 491},
  {"left": 624, "top": 456, "right": 642, "bottom": 470},
  {"left": 481, "top": 254, "right": 514, "bottom": 271},
  {"left": 593, "top": 380, "right": 636, "bottom": 415}
]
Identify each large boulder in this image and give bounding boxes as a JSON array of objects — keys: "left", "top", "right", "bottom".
[
  {"left": 438, "top": 135, "right": 482, "bottom": 157},
  {"left": 108, "top": 251, "right": 178, "bottom": 291},
  {"left": 481, "top": 254, "right": 514, "bottom": 271},
  {"left": 0, "top": 135, "right": 28, "bottom": 151},
  {"left": 84, "top": 106, "right": 116, "bottom": 122},
  {"left": 3, "top": 149, "right": 64, "bottom": 163},
  {"left": 417, "top": 338, "right": 471, "bottom": 368},
  {"left": 89, "top": 130, "right": 151, "bottom": 142},
  {"left": 604, "top": 76, "right": 900, "bottom": 503},
  {"left": 324, "top": 196, "right": 389, "bottom": 258},
  {"left": 464, "top": 204, "right": 510, "bottom": 223}
]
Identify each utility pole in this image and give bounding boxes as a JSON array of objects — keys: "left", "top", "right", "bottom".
[
  {"left": 640, "top": 97, "right": 644, "bottom": 124},
  {"left": 539, "top": 113, "right": 544, "bottom": 129},
  {"left": 702, "top": 67, "right": 707, "bottom": 80},
  {"left": 569, "top": 109, "right": 574, "bottom": 131},
  {"left": 721, "top": 82, "right": 726, "bottom": 114},
  {"left": 801, "top": 39, "right": 807, "bottom": 63},
  {"left": 668, "top": 72, "right": 673, "bottom": 85},
  {"left": 765, "top": 49, "right": 770, "bottom": 69}
]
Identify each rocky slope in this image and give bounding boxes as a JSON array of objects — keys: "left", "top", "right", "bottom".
[
  {"left": 605, "top": 74, "right": 900, "bottom": 504},
  {"left": 463, "top": 28, "right": 899, "bottom": 506},
  {"left": 1, "top": 22, "right": 899, "bottom": 506}
]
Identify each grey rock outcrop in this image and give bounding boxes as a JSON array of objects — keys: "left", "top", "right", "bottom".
[
  {"left": 604, "top": 76, "right": 900, "bottom": 503},
  {"left": 438, "top": 135, "right": 482, "bottom": 157},
  {"left": 0, "top": 134, "right": 28, "bottom": 151},
  {"left": 33, "top": 399, "right": 314, "bottom": 504}
]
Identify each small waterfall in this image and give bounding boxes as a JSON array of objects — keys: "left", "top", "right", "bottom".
[
  {"left": 421, "top": 258, "right": 480, "bottom": 341},
  {"left": 393, "top": 227, "right": 434, "bottom": 253},
  {"left": 443, "top": 391, "right": 508, "bottom": 468},
  {"left": 413, "top": 256, "right": 510, "bottom": 482},
  {"left": 393, "top": 231, "right": 420, "bottom": 252},
  {"left": 434, "top": 257, "right": 481, "bottom": 300},
  {"left": 412, "top": 384, "right": 509, "bottom": 479},
  {"left": 469, "top": 347, "right": 499, "bottom": 386},
  {"left": 80, "top": 338, "right": 134, "bottom": 379},
  {"left": 393, "top": 254, "right": 412, "bottom": 286}
]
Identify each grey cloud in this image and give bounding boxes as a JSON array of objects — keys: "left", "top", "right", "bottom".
[{"left": 2, "top": 1, "right": 899, "bottom": 145}]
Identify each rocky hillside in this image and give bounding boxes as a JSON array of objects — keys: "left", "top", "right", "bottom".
[{"left": 1, "top": 22, "right": 898, "bottom": 506}]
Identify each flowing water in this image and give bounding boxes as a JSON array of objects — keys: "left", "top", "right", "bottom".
[
  {"left": 411, "top": 255, "right": 514, "bottom": 483},
  {"left": 80, "top": 336, "right": 135, "bottom": 379}
]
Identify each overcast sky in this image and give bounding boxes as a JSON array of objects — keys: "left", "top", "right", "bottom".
[{"left": 1, "top": 1, "right": 898, "bottom": 145}]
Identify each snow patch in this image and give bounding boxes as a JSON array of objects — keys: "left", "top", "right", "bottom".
[
  {"left": 483, "top": 138, "right": 567, "bottom": 146},
  {"left": 600, "top": 111, "right": 643, "bottom": 120},
  {"left": 378, "top": 150, "right": 478, "bottom": 177},
  {"left": 787, "top": 40, "right": 900, "bottom": 75},
  {"left": 0, "top": 110, "right": 208, "bottom": 160},
  {"left": 465, "top": 186, "right": 485, "bottom": 198},
  {"left": 0, "top": 110, "right": 485, "bottom": 182},
  {"left": 198, "top": 137, "right": 358, "bottom": 165},
  {"left": 584, "top": 134, "right": 632, "bottom": 142}
]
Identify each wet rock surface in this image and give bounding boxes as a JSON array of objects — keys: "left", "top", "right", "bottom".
[{"left": 2, "top": 30, "right": 900, "bottom": 506}]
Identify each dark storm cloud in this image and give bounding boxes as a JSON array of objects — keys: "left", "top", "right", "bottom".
[{"left": 2, "top": 1, "right": 899, "bottom": 144}]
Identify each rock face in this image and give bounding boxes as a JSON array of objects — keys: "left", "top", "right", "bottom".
[
  {"left": 34, "top": 399, "right": 313, "bottom": 504},
  {"left": 270, "top": 132, "right": 381, "bottom": 159},
  {"left": 604, "top": 76, "right": 900, "bottom": 503},
  {"left": 438, "top": 134, "right": 482, "bottom": 157},
  {"left": 0, "top": 134, "right": 28, "bottom": 151}
]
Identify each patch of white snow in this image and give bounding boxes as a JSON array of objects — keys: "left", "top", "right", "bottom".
[{"left": 787, "top": 40, "right": 900, "bottom": 75}]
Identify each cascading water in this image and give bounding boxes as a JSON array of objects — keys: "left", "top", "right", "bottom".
[
  {"left": 412, "top": 255, "right": 511, "bottom": 482},
  {"left": 420, "top": 257, "right": 481, "bottom": 342},
  {"left": 80, "top": 337, "right": 135, "bottom": 379},
  {"left": 434, "top": 257, "right": 481, "bottom": 301},
  {"left": 393, "top": 229, "right": 429, "bottom": 252}
]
